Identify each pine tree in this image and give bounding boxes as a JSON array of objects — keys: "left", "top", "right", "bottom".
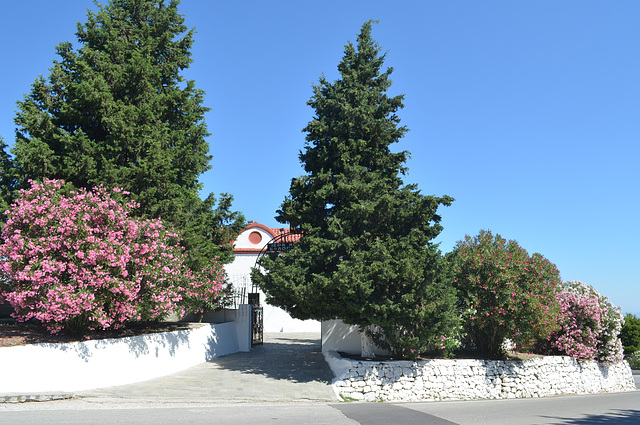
[
  {"left": 252, "top": 21, "right": 458, "bottom": 359},
  {"left": 12, "top": 0, "right": 243, "bottom": 268}
]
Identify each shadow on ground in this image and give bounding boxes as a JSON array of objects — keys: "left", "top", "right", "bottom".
[
  {"left": 544, "top": 409, "right": 640, "bottom": 424},
  {"left": 208, "top": 333, "right": 334, "bottom": 384}
]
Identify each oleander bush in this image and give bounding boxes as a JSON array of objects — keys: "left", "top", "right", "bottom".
[
  {"left": 541, "top": 280, "right": 624, "bottom": 365},
  {"left": 0, "top": 179, "right": 225, "bottom": 335},
  {"left": 181, "top": 262, "right": 227, "bottom": 321},
  {"left": 449, "top": 230, "right": 562, "bottom": 358}
]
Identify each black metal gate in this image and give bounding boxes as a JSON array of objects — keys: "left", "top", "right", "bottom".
[{"left": 252, "top": 305, "right": 263, "bottom": 346}]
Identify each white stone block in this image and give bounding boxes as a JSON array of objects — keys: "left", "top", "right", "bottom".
[{"left": 364, "top": 392, "right": 378, "bottom": 402}]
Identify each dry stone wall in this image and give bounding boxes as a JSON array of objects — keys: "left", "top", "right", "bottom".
[{"left": 326, "top": 352, "right": 636, "bottom": 402}]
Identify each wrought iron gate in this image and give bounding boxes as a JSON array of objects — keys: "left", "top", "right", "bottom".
[{"left": 252, "top": 305, "right": 263, "bottom": 346}]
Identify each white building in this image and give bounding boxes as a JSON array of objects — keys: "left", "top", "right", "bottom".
[{"left": 224, "top": 222, "right": 320, "bottom": 333}]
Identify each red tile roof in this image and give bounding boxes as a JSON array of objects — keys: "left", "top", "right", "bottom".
[{"left": 233, "top": 222, "right": 303, "bottom": 254}]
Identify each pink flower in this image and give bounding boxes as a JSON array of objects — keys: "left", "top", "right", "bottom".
[{"left": 0, "top": 179, "right": 225, "bottom": 335}]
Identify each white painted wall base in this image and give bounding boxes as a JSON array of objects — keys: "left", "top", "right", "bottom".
[
  {"left": 321, "top": 319, "right": 390, "bottom": 356},
  {"left": 0, "top": 322, "right": 240, "bottom": 393},
  {"left": 263, "top": 304, "right": 321, "bottom": 333}
]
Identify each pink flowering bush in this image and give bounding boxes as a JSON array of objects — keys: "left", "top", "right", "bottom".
[
  {"left": 0, "top": 179, "right": 225, "bottom": 334},
  {"left": 544, "top": 280, "right": 624, "bottom": 365},
  {"left": 450, "top": 230, "right": 561, "bottom": 357},
  {"left": 181, "top": 262, "right": 226, "bottom": 321}
]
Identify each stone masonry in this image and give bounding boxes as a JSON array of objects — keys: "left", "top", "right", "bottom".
[{"left": 327, "top": 353, "right": 636, "bottom": 402}]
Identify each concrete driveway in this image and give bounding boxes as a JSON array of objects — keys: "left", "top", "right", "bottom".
[{"left": 77, "top": 332, "right": 336, "bottom": 404}]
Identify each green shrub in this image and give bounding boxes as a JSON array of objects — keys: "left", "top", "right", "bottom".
[
  {"left": 627, "top": 355, "right": 640, "bottom": 370},
  {"left": 449, "top": 230, "right": 561, "bottom": 358},
  {"left": 621, "top": 313, "right": 640, "bottom": 356}
]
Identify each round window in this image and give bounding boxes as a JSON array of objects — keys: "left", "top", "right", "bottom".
[{"left": 248, "top": 231, "right": 262, "bottom": 245}]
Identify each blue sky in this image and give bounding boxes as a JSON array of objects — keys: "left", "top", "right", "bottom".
[{"left": 1, "top": 1, "right": 638, "bottom": 314}]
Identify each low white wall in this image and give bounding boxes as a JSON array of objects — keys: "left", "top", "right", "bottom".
[
  {"left": 189, "top": 305, "right": 254, "bottom": 352},
  {"left": 321, "top": 320, "right": 389, "bottom": 356},
  {"left": 0, "top": 322, "right": 240, "bottom": 394},
  {"left": 263, "top": 304, "right": 320, "bottom": 333},
  {"left": 326, "top": 352, "right": 637, "bottom": 402}
]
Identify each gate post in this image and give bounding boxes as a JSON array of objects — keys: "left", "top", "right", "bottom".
[
  {"left": 252, "top": 305, "right": 263, "bottom": 346},
  {"left": 236, "top": 304, "right": 252, "bottom": 352}
]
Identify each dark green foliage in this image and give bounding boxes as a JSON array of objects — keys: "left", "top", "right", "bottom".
[
  {"left": 621, "top": 313, "right": 640, "bottom": 356},
  {"left": 0, "top": 138, "right": 18, "bottom": 222},
  {"left": 449, "top": 230, "right": 562, "bottom": 358},
  {"left": 252, "top": 21, "right": 459, "bottom": 359},
  {"left": 12, "top": 0, "right": 243, "bottom": 268}
]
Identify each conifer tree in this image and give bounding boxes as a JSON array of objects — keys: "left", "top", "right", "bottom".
[
  {"left": 252, "top": 22, "right": 458, "bottom": 359},
  {"left": 0, "top": 138, "right": 18, "bottom": 221},
  {"left": 11, "top": 0, "right": 243, "bottom": 268}
]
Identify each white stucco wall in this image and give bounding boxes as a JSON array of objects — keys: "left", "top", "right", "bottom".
[
  {"left": 232, "top": 226, "right": 274, "bottom": 250},
  {"left": 321, "top": 320, "right": 390, "bottom": 356},
  {"left": 0, "top": 322, "right": 240, "bottom": 393},
  {"left": 225, "top": 253, "right": 259, "bottom": 282}
]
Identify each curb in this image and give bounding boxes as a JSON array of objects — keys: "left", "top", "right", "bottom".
[{"left": 0, "top": 393, "right": 74, "bottom": 403}]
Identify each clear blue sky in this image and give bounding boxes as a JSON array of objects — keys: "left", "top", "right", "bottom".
[{"left": 1, "top": 1, "right": 638, "bottom": 314}]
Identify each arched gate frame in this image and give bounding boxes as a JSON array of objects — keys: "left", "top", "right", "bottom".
[{"left": 250, "top": 228, "right": 302, "bottom": 346}]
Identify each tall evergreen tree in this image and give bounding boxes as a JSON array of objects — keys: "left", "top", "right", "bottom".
[
  {"left": 252, "top": 22, "right": 458, "bottom": 358},
  {"left": 12, "top": 0, "right": 243, "bottom": 268},
  {"left": 0, "top": 137, "right": 18, "bottom": 221}
]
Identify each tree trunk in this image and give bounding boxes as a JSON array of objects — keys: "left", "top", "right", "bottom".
[{"left": 361, "top": 325, "right": 376, "bottom": 358}]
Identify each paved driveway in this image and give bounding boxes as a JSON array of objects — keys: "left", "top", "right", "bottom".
[{"left": 78, "top": 332, "right": 336, "bottom": 403}]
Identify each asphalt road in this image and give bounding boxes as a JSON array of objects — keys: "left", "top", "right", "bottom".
[{"left": 1, "top": 388, "right": 639, "bottom": 425}]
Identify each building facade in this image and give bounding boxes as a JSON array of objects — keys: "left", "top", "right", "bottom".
[{"left": 224, "top": 222, "right": 320, "bottom": 333}]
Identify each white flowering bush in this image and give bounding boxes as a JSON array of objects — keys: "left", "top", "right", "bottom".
[{"left": 544, "top": 281, "right": 624, "bottom": 365}]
